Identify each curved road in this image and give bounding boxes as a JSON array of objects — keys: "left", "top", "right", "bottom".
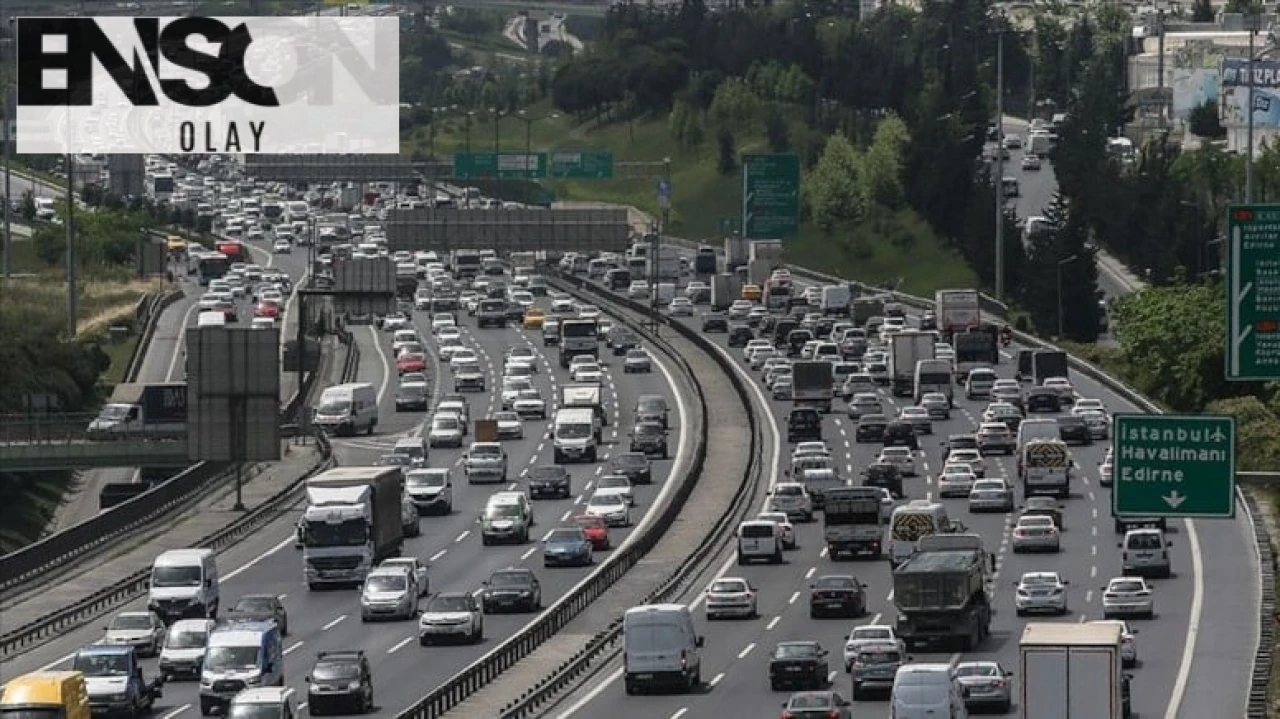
[
  {"left": 546, "top": 266, "right": 1258, "bottom": 719},
  {"left": 8, "top": 279, "right": 687, "bottom": 719}
]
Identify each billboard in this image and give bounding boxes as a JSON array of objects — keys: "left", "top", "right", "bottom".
[
  {"left": 1220, "top": 57, "right": 1280, "bottom": 128},
  {"left": 185, "top": 327, "right": 281, "bottom": 462}
]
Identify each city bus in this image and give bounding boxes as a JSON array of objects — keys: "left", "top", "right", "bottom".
[{"left": 196, "top": 252, "right": 229, "bottom": 286}]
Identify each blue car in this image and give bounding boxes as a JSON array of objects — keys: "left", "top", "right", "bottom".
[{"left": 542, "top": 528, "right": 593, "bottom": 567}]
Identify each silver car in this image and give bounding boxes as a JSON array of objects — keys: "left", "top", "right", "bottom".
[
  {"left": 102, "top": 611, "right": 167, "bottom": 657},
  {"left": 1014, "top": 571, "right": 1069, "bottom": 616},
  {"left": 1090, "top": 620, "right": 1139, "bottom": 667},
  {"left": 428, "top": 413, "right": 465, "bottom": 448},
  {"left": 954, "top": 661, "right": 1014, "bottom": 713},
  {"left": 1011, "top": 515, "right": 1060, "bottom": 553},
  {"left": 918, "top": 392, "right": 950, "bottom": 419},
  {"left": 704, "top": 577, "right": 759, "bottom": 620},
  {"left": 623, "top": 349, "right": 652, "bottom": 373},
  {"left": 767, "top": 482, "right": 814, "bottom": 522},
  {"left": 360, "top": 567, "right": 417, "bottom": 621},
  {"left": 967, "top": 479, "right": 1014, "bottom": 513},
  {"left": 846, "top": 392, "right": 882, "bottom": 419}
]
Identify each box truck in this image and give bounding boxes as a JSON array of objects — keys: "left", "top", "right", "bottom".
[
  {"left": 1020, "top": 622, "right": 1125, "bottom": 719},
  {"left": 299, "top": 467, "right": 404, "bottom": 589}
]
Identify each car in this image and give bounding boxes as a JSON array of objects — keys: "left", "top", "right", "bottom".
[
  {"left": 543, "top": 527, "right": 594, "bottom": 567},
  {"left": 847, "top": 640, "right": 907, "bottom": 700},
  {"left": 627, "top": 280, "right": 650, "bottom": 299},
  {"left": 254, "top": 301, "right": 280, "bottom": 319},
  {"left": 397, "top": 351, "right": 427, "bottom": 375},
  {"left": 1043, "top": 376, "right": 1077, "bottom": 404},
  {"left": 936, "top": 465, "right": 977, "bottom": 498},
  {"left": 512, "top": 389, "right": 547, "bottom": 419},
  {"left": 1075, "top": 408, "right": 1111, "bottom": 439},
  {"left": 1056, "top": 414, "right": 1093, "bottom": 445},
  {"left": 757, "top": 511, "right": 797, "bottom": 549},
  {"left": 1102, "top": 577, "right": 1155, "bottom": 619},
  {"left": 102, "top": 611, "right": 167, "bottom": 657},
  {"left": 727, "top": 324, "right": 754, "bottom": 347},
  {"left": 629, "top": 421, "right": 668, "bottom": 458},
  {"left": 768, "top": 641, "right": 830, "bottom": 691},
  {"left": 976, "top": 422, "right": 1015, "bottom": 454},
  {"left": 505, "top": 347, "right": 539, "bottom": 373},
  {"left": 493, "top": 411, "right": 523, "bottom": 439},
  {"left": 395, "top": 374, "right": 429, "bottom": 412},
  {"left": 481, "top": 567, "right": 542, "bottom": 613},
  {"left": 1074, "top": 397, "right": 1105, "bottom": 414},
  {"left": 1090, "top": 619, "right": 1139, "bottom": 667},
  {"left": 585, "top": 492, "right": 630, "bottom": 527},
  {"left": 623, "top": 348, "right": 652, "bottom": 373},
  {"left": 570, "top": 360, "right": 604, "bottom": 383},
  {"left": 610, "top": 452, "right": 652, "bottom": 484},
  {"left": 360, "top": 566, "right": 418, "bottom": 621},
  {"left": 772, "top": 377, "right": 793, "bottom": 400},
  {"left": 523, "top": 308, "right": 545, "bottom": 329},
  {"left": 918, "top": 392, "right": 951, "bottom": 419},
  {"left": 945, "top": 447, "right": 986, "bottom": 477},
  {"left": 573, "top": 513, "right": 611, "bottom": 550},
  {"left": 779, "top": 691, "right": 852, "bottom": 718},
  {"left": 428, "top": 413, "right": 465, "bottom": 448},
  {"left": 701, "top": 313, "right": 729, "bottom": 332},
  {"left": 417, "top": 592, "right": 483, "bottom": 645},
  {"left": 225, "top": 594, "right": 289, "bottom": 634},
  {"left": 968, "top": 479, "right": 1014, "bottom": 513},
  {"left": 380, "top": 312, "right": 410, "bottom": 331},
  {"left": 855, "top": 414, "right": 889, "bottom": 443},
  {"left": 272, "top": 238, "right": 291, "bottom": 253},
  {"left": 306, "top": 651, "right": 373, "bottom": 715},
  {"left": 1021, "top": 153, "right": 1042, "bottom": 170},
  {"left": 808, "top": 575, "right": 867, "bottom": 618},
  {"left": 668, "top": 297, "right": 694, "bottom": 316},
  {"left": 1099, "top": 455, "right": 1114, "bottom": 487},
  {"left": 842, "top": 625, "right": 906, "bottom": 672},
  {"left": 768, "top": 482, "right": 814, "bottom": 522},
  {"left": 1012, "top": 515, "right": 1060, "bottom": 553},
  {"left": 954, "top": 661, "right": 1014, "bottom": 713},
  {"left": 1004, "top": 133, "right": 1023, "bottom": 149},
  {"left": 1014, "top": 571, "right": 1070, "bottom": 616},
  {"left": 1021, "top": 496, "right": 1066, "bottom": 529},
  {"left": 704, "top": 577, "right": 759, "bottom": 620},
  {"left": 595, "top": 474, "right": 635, "bottom": 506},
  {"left": 527, "top": 465, "right": 571, "bottom": 499},
  {"left": 876, "top": 446, "right": 919, "bottom": 477},
  {"left": 380, "top": 557, "right": 430, "bottom": 597},
  {"left": 897, "top": 406, "right": 933, "bottom": 434},
  {"left": 431, "top": 313, "right": 456, "bottom": 332},
  {"left": 840, "top": 373, "right": 876, "bottom": 400}
]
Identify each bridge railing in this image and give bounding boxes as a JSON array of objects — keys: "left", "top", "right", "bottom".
[{"left": 0, "top": 413, "right": 186, "bottom": 444}]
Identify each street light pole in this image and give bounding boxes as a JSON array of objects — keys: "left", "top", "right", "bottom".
[
  {"left": 1057, "top": 254, "right": 1079, "bottom": 339},
  {"left": 517, "top": 110, "right": 534, "bottom": 206},
  {"left": 1248, "top": 22, "right": 1257, "bottom": 202},
  {"left": 995, "top": 28, "right": 1006, "bottom": 301},
  {"left": 492, "top": 108, "right": 502, "bottom": 202},
  {"left": 463, "top": 111, "right": 474, "bottom": 207}
]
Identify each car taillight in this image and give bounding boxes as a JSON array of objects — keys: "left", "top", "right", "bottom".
[
  {"left": 1013, "top": 529, "right": 1025, "bottom": 537},
  {"left": 680, "top": 650, "right": 688, "bottom": 668},
  {"left": 781, "top": 713, "right": 794, "bottom": 719},
  {"left": 992, "top": 678, "right": 1006, "bottom": 687},
  {"left": 828, "top": 712, "right": 841, "bottom": 719}
]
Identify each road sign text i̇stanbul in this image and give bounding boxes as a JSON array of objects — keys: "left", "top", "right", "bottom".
[{"left": 1112, "top": 414, "right": 1235, "bottom": 519}]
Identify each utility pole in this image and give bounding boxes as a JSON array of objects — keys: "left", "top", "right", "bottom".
[
  {"left": 492, "top": 109, "right": 502, "bottom": 202},
  {"left": 66, "top": 154, "right": 76, "bottom": 338},
  {"left": 1156, "top": 7, "right": 1167, "bottom": 127},
  {"left": 1247, "top": 19, "right": 1259, "bottom": 202},
  {"left": 651, "top": 158, "right": 671, "bottom": 336},
  {"left": 994, "top": 29, "right": 1006, "bottom": 301},
  {"left": 4, "top": 17, "right": 14, "bottom": 282}
]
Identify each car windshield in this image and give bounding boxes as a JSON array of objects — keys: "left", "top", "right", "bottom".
[
  {"left": 1022, "top": 574, "right": 1059, "bottom": 586},
  {"left": 558, "top": 423, "right": 593, "bottom": 439},
  {"left": 366, "top": 574, "right": 407, "bottom": 592},
  {"left": 433, "top": 417, "right": 459, "bottom": 430},
  {"left": 775, "top": 643, "right": 819, "bottom": 659},
  {"left": 152, "top": 565, "right": 201, "bottom": 587},
  {"left": 205, "top": 646, "right": 259, "bottom": 671},
  {"left": 233, "top": 597, "right": 274, "bottom": 612},
  {"left": 815, "top": 576, "right": 856, "bottom": 589},
  {"left": 528, "top": 467, "right": 566, "bottom": 481},
  {"left": 546, "top": 529, "right": 584, "bottom": 543},
  {"left": 110, "top": 614, "right": 152, "bottom": 630},
  {"left": 167, "top": 629, "right": 208, "bottom": 649},
  {"left": 74, "top": 653, "right": 131, "bottom": 676},
  {"left": 495, "top": 413, "right": 519, "bottom": 422},
  {"left": 636, "top": 424, "right": 662, "bottom": 437},
  {"left": 956, "top": 664, "right": 1000, "bottom": 678},
  {"left": 787, "top": 694, "right": 834, "bottom": 710},
  {"left": 489, "top": 572, "right": 531, "bottom": 588},
  {"left": 456, "top": 362, "right": 481, "bottom": 374},
  {"left": 853, "top": 627, "right": 892, "bottom": 640},
  {"left": 427, "top": 596, "right": 471, "bottom": 613},
  {"left": 407, "top": 471, "right": 447, "bottom": 487},
  {"left": 318, "top": 400, "right": 351, "bottom": 413},
  {"left": 472, "top": 445, "right": 500, "bottom": 457},
  {"left": 598, "top": 477, "right": 627, "bottom": 489},
  {"left": 774, "top": 485, "right": 803, "bottom": 497},
  {"left": 710, "top": 580, "right": 748, "bottom": 593},
  {"left": 1127, "top": 533, "right": 1163, "bottom": 550},
  {"left": 311, "top": 663, "right": 360, "bottom": 681},
  {"left": 626, "top": 350, "right": 647, "bottom": 359},
  {"left": 613, "top": 454, "right": 645, "bottom": 468},
  {"left": 485, "top": 504, "right": 521, "bottom": 518},
  {"left": 1111, "top": 580, "right": 1145, "bottom": 592}
]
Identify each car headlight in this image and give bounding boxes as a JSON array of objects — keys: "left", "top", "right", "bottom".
[{"left": 347, "top": 681, "right": 362, "bottom": 691}]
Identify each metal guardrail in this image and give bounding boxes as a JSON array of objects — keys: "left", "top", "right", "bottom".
[
  {"left": 395, "top": 273, "right": 719, "bottom": 719},
  {"left": 492, "top": 273, "right": 770, "bottom": 719},
  {"left": 122, "top": 290, "right": 183, "bottom": 384}
]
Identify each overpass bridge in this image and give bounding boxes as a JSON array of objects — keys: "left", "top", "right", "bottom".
[{"left": 0, "top": 415, "right": 190, "bottom": 471}]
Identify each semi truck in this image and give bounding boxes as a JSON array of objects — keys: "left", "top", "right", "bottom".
[
  {"left": 711, "top": 274, "right": 741, "bottom": 310},
  {"left": 558, "top": 318, "right": 599, "bottom": 368},
  {"left": 934, "top": 289, "right": 982, "bottom": 342},
  {"left": 723, "top": 237, "right": 749, "bottom": 272},
  {"left": 1032, "top": 350, "right": 1069, "bottom": 385},
  {"left": 1020, "top": 622, "right": 1126, "bottom": 719},
  {"left": 823, "top": 487, "right": 884, "bottom": 559},
  {"left": 747, "top": 259, "right": 774, "bottom": 286},
  {"left": 888, "top": 331, "right": 936, "bottom": 397},
  {"left": 953, "top": 326, "right": 999, "bottom": 381},
  {"left": 1019, "top": 438, "right": 1072, "bottom": 498},
  {"left": 892, "top": 534, "right": 992, "bottom": 651},
  {"left": 300, "top": 467, "right": 404, "bottom": 589},
  {"left": 87, "top": 383, "right": 187, "bottom": 438},
  {"left": 561, "top": 383, "right": 607, "bottom": 437},
  {"left": 693, "top": 246, "right": 717, "bottom": 276},
  {"left": 791, "top": 361, "right": 834, "bottom": 413}
]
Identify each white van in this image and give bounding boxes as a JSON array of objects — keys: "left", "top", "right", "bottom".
[
  {"left": 312, "top": 382, "right": 377, "bottom": 436},
  {"left": 1017, "top": 418, "right": 1060, "bottom": 450},
  {"left": 889, "top": 501, "right": 952, "bottom": 567},
  {"left": 227, "top": 688, "right": 298, "bottom": 719},
  {"left": 200, "top": 621, "right": 284, "bottom": 715},
  {"left": 552, "top": 407, "right": 598, "bottom": 463},
  {"left": 737, "top": 520, "right": 784, "bottom": 564},
  {"left": 148, "top": 548, "right": 220, "bottom": 623},
  {"left": 891, "top": 664, "right": 968, "bottom": 719},
  {"left": 197, "top": 310, "right": 227, "bottom": 328},
  {"left": 622, "top": 604, "right": 704, "bottom": 695}
]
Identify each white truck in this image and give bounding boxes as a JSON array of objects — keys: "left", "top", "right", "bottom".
[
  {"left": 645, "top": 247, "right": 682, "bottom": 283},
  {"left": 711, "top": 273, "right": 741, "bottom": 310},
  {"left": 820, "top": 285, "right": 851, "bottom": 315},
  {"left": 934, "top": 288, "right": 981, "bottom": 343},
  {"left": 888, "top": 331, "right": 936, "bottom": 397},
  {"left": 1028, "top": 131, "right": 1053, "bottom": 157},
  {"left": 1020, "top": 622, "right": 1125, "bottom": 719},
  {"left": 299, "top": 467, "right": 404, "bottom": 589},
  {"left": 558, "top": 318, "right": 599, "bottom": 368},
  {"left": 822, "top": 487, "right": 884, "bottom": 558},
  {"left": 87, "top": 383, "right": 187, "bottom": 438},
  {"left": 748, "top": 239, "right": 783, "bottom": 266}
]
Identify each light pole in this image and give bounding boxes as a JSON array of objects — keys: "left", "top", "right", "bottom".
[
  {"left": 993, "top": 18, "right": 1006, "bottom": 301},
  {"left": 463, "top": 110, "right": 475, "bottom": 206},
  {"left": 515, "top": 110, "right": 536, "bottom": 206},
  {"left": 491, "top": 107, "right": 504, "bottom": 201},
  {"left": 1247, "top": 17, "right": 1261, "bottom": 202},
  {"left": 1057, "top": 254, "right": 1079, "bottom": 339}
]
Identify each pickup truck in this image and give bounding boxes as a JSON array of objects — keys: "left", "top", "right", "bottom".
[{"left": 72, "top": 644, "right": 164, "bottom": 719}]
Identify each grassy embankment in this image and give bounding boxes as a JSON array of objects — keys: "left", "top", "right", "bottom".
[{"left": 405, "top": 104, "right": 978, "bottom": 297}]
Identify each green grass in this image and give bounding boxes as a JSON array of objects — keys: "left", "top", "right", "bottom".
[
  {"left": 407, "top": 105, "right": 979, "bottom": 295},
  {"left": 101, "top": 333, "right": 141, "bottom": 386}
]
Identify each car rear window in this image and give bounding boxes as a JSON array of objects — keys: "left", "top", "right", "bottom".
[{"left": 741, "top": 524, "right": 776, "bottom": 538}]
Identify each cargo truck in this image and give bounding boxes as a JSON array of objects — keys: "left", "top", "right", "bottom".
[
  {"left": 934, "top": 289, "right": 982, "bottom": 342},
  {"left": 693, "top": 246, "right": 717, "bottom": 276},
  {"left": 953, "top": 326, "right": 999, "bottom": 381},
  {"left": 823, "top": 487, "right": 884, "bottom": 558},
  {"left": 1032, "top": 350, "right": 1069, "bottom": 385},
  {"left": 394, "top": 263, "right": 417, "bottom": 298},
  {"left": 1020, "top": 622, "right": 1126, "bottom": 719},
  {"left": 888, "top": 331, "right": 936, "bottom": 397},
  {"left": 645, "top": 247, "right": 682, "bottom": 283},
  {"left": 300, "top": 467, "right": 404, "bottom": 589},
  {"left": 820, "top": 285, "right": 851, "bottom": 315},
  {"left": 711, "top": 274, "right": 741, "bottom": 310},
  {"left": 748, "top": 259, "right": 774, "bottom": 286},
  {"left": 851, "top": 297, "right": 884, "bottom": 326},
  {"left": 561, "top": 383, "right": 607, "bottom": 437},
  {"left": 723, "top": 237, "right": 749, "bottom": 272},
  {"left": 558, "top": 318, "right": 599, "bottom": 368},
  {"left": 892, "top": 534, "right": 992, "bottom": 651},
  {"left": 748, "top": 239, "right": 784, "bottom": 266},
  {"left": 791, "top": 361, "right": 834, "bottom": 413},
  {"left": 87, "top": 383, "right": 187, "bottom": 438}
]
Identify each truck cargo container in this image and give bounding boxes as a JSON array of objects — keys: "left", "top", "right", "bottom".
[
  {"left": 693, "top": 246, "right": 717, "bottom": 276},
  {"left": 748, "top": 239, "right": 784, "bottom": 266},
  {"left": 723, "top": 237, "right": 749, "bottom": 271},
  {"left": 561, "top": 383, "right": 607, "bottom": 436},
  {"left": 893, "top": 534, "right": 992, "bottom": 650},
  {"left": 300, "top": 467, "right": 404, "bottom": 589},
  {"left": 934, "top": 289, "right": 982, "bottom": 342},
  {"left": 711, "top": 274, "right": 741, "bottom": 310},
  {"left": 791, "top": 361, "right": 834, "bottom": 413},
  {"left": 954, "top": 326, "right": 999, "bottom": 381},
  {"left": 1032, "top": 350, "right": 1069, "bottom": 385},
  {"left": 888, "top": 331, "right": 936, "bottom": 397},
  {"left": 852, "top": 297, "right": 884, "bottom": 326},
  {"left": 1019, "top": 622, "right": 1125, "bottom": 719},
  {"left": 823, "top": 487, "right": 884, "bottom": 558}
]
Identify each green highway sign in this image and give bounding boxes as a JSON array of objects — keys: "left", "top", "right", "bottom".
[
  {"left": 1226, "top": 203, "right": 1280, "bottom": 380},
  {"left": 1112, "top": 414, "right": 1236, "bottom": 519},
  {"left": 453, "top": 152, "right": 547, "bottom": 180},
  {"left": 548, "top": 151, "right": 614, "bottom": 179},
  {"left": 741, "top": 153, "right": 800, "bottom": 239}
]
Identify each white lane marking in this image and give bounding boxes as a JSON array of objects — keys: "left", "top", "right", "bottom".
[
  {"left": 1085, "top": 590, "right": 1094, "bottom": 604},
  {"left": 368, "top": 326, "right": 391, "bottom": 406},
  {"left": 560, "top": 510, "right": 572, "bottom": 522},
  {"left": 284, "top": 641, "right": 304, "bottom": 655},
  {"left": 455, "top": 530, "right": 470, "bottom": 543},
  {"left": 788, "top": 591, "right": 800, "bottom": 604},
  {"left": 160, "top": 704, "right": 190, "bottom": 719},
  {"left": 670, "top": 710, "right": 688, "bottom": 719},
  {"left": 298, "top": 703, "right": 307, "bottom": 711},
  {"left": 737, "top": 643, "right": 756, "bottom": 659},
  {"left": 322, "top": 615, "right": 346, "bottom": 631},
  {"left": 1165, "top": 518, "right": 1205, "bottom": 719},
  {"left": 709, "top": 673, "right": 725, "bottom": 687},
  {"left": 1090, "top": 565, "right": 1097, "bottom": 578},
  {"left": 521, "top": 547, "right": 537, "bottom": 560},
  {"left": 167, "top": 299, "right": 200, "bottom": 381},
  {"left": 766, "top": 616, "right": 781, "bottom": 630},
  {"left": 429, "top": 549, "right": 447, "bottom": 562},
  {"left": 277, "top": 593, "right": 287, "bottom": 600},
  {"left": 387, "top": 637, "right": 414, "bottom": 654},
  {"left": 804, "top": 567, "right": 816, "bottom": 579}
]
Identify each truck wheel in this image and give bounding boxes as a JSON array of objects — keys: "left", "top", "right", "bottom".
[{"left": 199, "top": 700, "right": 214, "bottom": 717}]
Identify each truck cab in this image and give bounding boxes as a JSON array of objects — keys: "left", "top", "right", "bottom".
[{"left": 72, "top": 645, "right": 163, "bottom": 719}]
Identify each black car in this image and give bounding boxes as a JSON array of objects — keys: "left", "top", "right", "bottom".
[
  {"left": 727, "top": 324, "right": 754, "bottom": 347},
  {"left": 527, "top": 465, "right": 571, "bottom": 499},
  {"left": 611, "top": 332, "right": 640, "bottom": 355},
  {"left": 702, "top": 313, "right": 729, "bottom": 333},
  {"left": 768, "top": 641, "right": 830, "bottom": 691},
  {"left": 480, "top": 568, "right": 542, "bottom": 613},
  {"left": 610, "top": 452, "right": 652, "bottom": 484},
  {"left": 1056, "top": 415, "right": 1092, "bottom": 445},
  {"left": 1025, "top": 388, "right": 1061, "bottom": 413},
  {"left": 882, "top": 422, "right": 918, "bottom": 451},
  {"left": 808, "top": 575, "right": 868, "bottom": 618},
  {"left": 786, "top": 329, "right": 814, "bottom": 357},
  {"left": 630, "top": 421, "right": 669, "bottom": 458},
  {"left": 787, "top": 408, "right": 823, "bottom": 443},
  {"left": 862, "top": 463, "right": 902, "bottom": 499},
  {"left": 855, "top": 414, "right": 888, "bottom": 443},
  {"left": 225, "top": 594, "right": 289, "bottom": 635},
  {"left": 306, "top": 651, "right": 373, "bottom": 715}
]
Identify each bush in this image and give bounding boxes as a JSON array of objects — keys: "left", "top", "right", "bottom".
[{"left": 1205, "top": 397, "right": 1280, "bottom": 471}]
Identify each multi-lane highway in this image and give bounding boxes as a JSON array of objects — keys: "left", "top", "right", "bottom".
[
  {"left": 547, "top": 267, "right": 1258, "bottom": 719},
  {"left": 8, "top": 280, "right": 688, "bottom": 719}
]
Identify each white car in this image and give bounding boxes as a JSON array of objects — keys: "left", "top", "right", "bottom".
[
  {"left": 431, "top": 313, "right": 456, "bottom": 332},
  {"left": 843, "top": 625, "right": 906, "bottom": 672},
  {"left": 436, "top": 326, "right": 462, "bottom": 343},
  {"left": 272, "top": 239, "right": 291, "bottom": 253},
  {"left": 585, "top": 492, "right": 630, "bottom": 527},
  {"left": 417, "top": 592, "right": 484, "bottom": 645},
  {"left": 576, "top": 304, "right": 601, "bottom": 320},
  {"left": 414, "top": 289, "right": 432, "bottom": 310},
  {"left": 505, "top": 347, "right": 538, "bottom": 373},
  {"left": 428, "top": 413, "right": 465, "bottom": 448},
  {"left": 876, "top": 446, "right": 919, "bottom": 477},
  {"left": 1090, "top": 620, "right": 1139, "bottom": 667},
  {"left": 793, "top": 441, "right": 831, "bottom": 459},
  {"left": 946, "top": 448, "right": 987, "bottom": 478},
  {"left": 571, "top": 361, "right": 604, "bottom": 383},
  {"left": 1102, "top": 577, "right": 1155, "bottom": 619},
  {"left": 437, "top": 337, "right": 466, "bottom": 362},
  {"left": 501, "top": 376, "right": 535, "bottom": 409},
  {"left": 936, "top": 465, "right": 977, "bottom": 498},
  {"left": 742, "top": 338, "right": 772, "bottom": 361},
  {"left": 704, "top": 577, "right": 759, "bottom": 620},
  {"left": 594, "top": 475, "right": 635, "bottom": 506},
  {"left": 627, "top": 280, "right": 650, "bottom": 299},
  {"left": 668, "top": 297, "right": 694, "bottom": 316},
  {"left": 1074, "top": 398, "right": 1105, "bottom": 414},
  {"left": 392, "top": 331, "right": 421, "bottom": 355},
  {"left": 551, "top": 295, "right": 576, "bottom": 313},
  {"left": 493, "top": 412, "right": 523, "bottom": 440},
  {"left": 756, "top": 511, "right": 797, "bottom": 549},
  {"left": 449, "top": 349, "right": 480, "bottom": 370},
  {"left": 873, "top": 487, "right": 895, "bottom": 522},
  {"left": 728, "top": 299, "right": 754, "bottom": 320},
  {"left": 512, "top": 389, "right": 547, "bottom": 419},
  {"left": 1014, "top": 571, "right": 1069, "bottom": 616},
  {"left": 102, "top": 611, "right": 167, "bottom": 657},
  {"left": 748, "top": 347, "right": 778, "bottom": 370},
  {"left": 1042, "top": 376, "right": 1076, "bottom": 401}
]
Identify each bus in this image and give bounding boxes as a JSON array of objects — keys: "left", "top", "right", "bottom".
[{"left": 196, "top": 252, "right": 230, "bottom": 286}]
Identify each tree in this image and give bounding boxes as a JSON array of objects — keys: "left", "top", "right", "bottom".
[
  {"left": 20, "top": 193, "right": 34, "bottom": 223},
  {"left": 717, "top": 128, "right": 737, "bottom": 175},
  {"left": 1188, "top": 100, "right": 1226, "bottom": 138},
  {"left": 805, "top": 132, "right": 862, "bottom": 231},
  {"left": 765, "top": 109, "right": 790, "bottom": 152},
  {"left": 708, "top": 77, "right": 760, "bottom": 131},
  {"left": 1192, "top": 0, "right": 1215, "bottom": 21},
  {"left": 859, "top": 114, "right": 910, "bottom": 210},
  {"left": 1018, "top": 193, "right": 1101, "bottom": 340}
]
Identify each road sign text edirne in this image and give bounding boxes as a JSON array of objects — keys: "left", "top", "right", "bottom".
[{"left": 1112, "top": 414, "right": 1235, "bottom": 519}]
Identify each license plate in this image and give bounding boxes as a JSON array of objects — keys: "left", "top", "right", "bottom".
[
  {"left": 633, "top": 673, "right": 653, "bottom": 680},
  {"left": 787, "top": 667, "right": 803, "bottom": 672}
]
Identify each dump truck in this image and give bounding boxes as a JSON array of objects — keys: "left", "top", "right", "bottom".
[
  {"left": 888, "top": 331, "right": 936, "bottom": 397},
  {"left": 934, "top": 289, "right": 982, "bottom": 343},
  {"left": 792, "top": 361, "right": 834, "bottom": 413},
  {"left": 1019, "top": 438, "right": 1072, "bottom": 498},
  {"left": 300, "top": 467, "right": 404, "bottom": 589},
  {"left": 892, "top": 534, "right": 992, "bottom": 651},
  {"left": 72, "top": 645, "right": 163, "bottom": 719},
  {"left": 823, "top": 486, "right": 884, "bottom": 559},
  {"left": 1020, "top": 622, "right": 1125, "bottom": 719},
  {"left": 87, "top": 383, "right": 187, "bottom": 438}
]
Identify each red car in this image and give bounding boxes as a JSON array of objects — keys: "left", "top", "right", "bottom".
[
  {"left": 254, "top": 300, "right": 280, "bottom": 319},
  {"left": 573, "top": 514, "right": 610, "bottom": 550},
  {"left": 397, "top": 352, "right": 427, "bottom": 374}
]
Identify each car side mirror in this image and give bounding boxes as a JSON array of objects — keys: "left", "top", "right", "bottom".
[
  {"left": 304, "top": 676, "right": 311, "bottom": 683},
  {"left": 696, "top": 636, "right": 705, "bottom": 648},
  {"left": 1116, "top": 542, "right": 1123, "bottom": 548}
]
